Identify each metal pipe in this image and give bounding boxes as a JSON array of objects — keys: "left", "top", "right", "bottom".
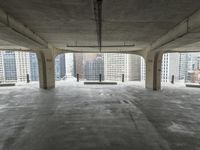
[{"left": 66, "top": 44, "right": 135, "bottom": 48}]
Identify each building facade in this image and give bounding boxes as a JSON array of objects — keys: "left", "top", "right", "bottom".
[
  {"left": 0, "top": 52, "right": 4, "bottom": 82},
  {"left": 15, "top": 51, "right": 31, "bottom": 82},
  {"left": 161, "top": 53, "right": 170, "bottom": 82},
  {"left": 30, "top": 53, "right": 39, "bottom": 81},
  {"left": 141, "top": 58, "right": 146, "bottom": 81},
  {"left": 65, "top": 53, "right": 74, "bottom": 78},
  {"left": 84, "top": 54, "right": 104, "bottom": 80},
  {"left": 3, "top": 51, "right": 17, "bottom": 82},
  {"left": 73, "top": 53, "right": 84, "bottom": 79},
  {"left": 104, "top": 53, "right": 141, "bottom": 81},
  {"left": 128, "top": 55, "right": 141, "bottom": 81},
  {"left": 0, "top": 51, "right": 39, "bottom": 83},
  {"left": 55, "top": 53, "right": 66, "bottom": 80}
]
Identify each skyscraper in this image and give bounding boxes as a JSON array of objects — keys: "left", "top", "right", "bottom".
[
  {"left": 128, "top": 55, "right": 141, "bottom": 81},
  {"left": 168, "top": 53, "right": 180, "bottom": 82},
  {"left": 73, "top": 53, "right": 84, "bottom": 79},
  {"left": 185, "top": 53, "right": 200, "bottom": 83},
  {"left": 85, "top": 54, "right": 104, "bottom": 80},
  {"left": 160, "top": 53, "right": 188, "bottom": 83},
  {"left": 15, "top": 51, "right": 31, "bottom": 82},
  {"left": 3, "top": 51, "right": 17, "bottom": 81},
  {"left": 65, "top": 53, "right": 74, "bottom": 78},
  {"left": 0, "top": 51, "right": 5, "bottom": 83},
  {"left": 104, "top": 53, "right": 141, "bottom": 81},
  {"left": 0, "top": 51, "right": 39, "bottom": 83},
  {"left": 55, "top": 53, "right": 66, "bottom": 80},
  {"left": 30, "top": 53, "right": 39, "bottom": 81},
  {"left": 161, "top": 53, "right": 170, "bottom": 83},
  {"left": 104, "top": 53, "right": 127, "bottom": 81},
  {"left": 178, "top": 53, "right": 188, "bottom": 81},
  {"left": 141, "top": 58, "right": 146, "bottom": 81},
  {"left": 60, "top": 54, "right": 66, "bottom": 78}
]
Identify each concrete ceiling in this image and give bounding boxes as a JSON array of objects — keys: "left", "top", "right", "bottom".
[{"left": 0, "top": 0, "right": 200, "bottom": 52}]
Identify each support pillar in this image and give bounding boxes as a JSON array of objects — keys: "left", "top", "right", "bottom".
[
  {"left": 145, "top": 52, "right": 163, "bottom": 90},
  {"left": 37, "top": 49, "right": 55, "bottom": 89}
]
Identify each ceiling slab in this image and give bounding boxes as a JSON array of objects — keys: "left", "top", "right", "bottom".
[{"left": 0, "top": 0, "right": 200, "bottom": 51}]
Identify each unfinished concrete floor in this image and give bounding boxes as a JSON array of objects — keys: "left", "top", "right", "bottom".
[{"left": 0, "top": 81, "right": 200, "bottom": 150}]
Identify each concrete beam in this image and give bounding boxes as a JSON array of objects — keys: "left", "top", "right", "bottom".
[
  {"left": 150, "top": 9, "right": 200, "bottom": 52},
  {"left": 0, "top": 8, "right": 48, "bottom": 49}
]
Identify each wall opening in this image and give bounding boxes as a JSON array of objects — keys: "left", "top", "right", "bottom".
[
  {"left": 54, "top": 53, "right": 145, "bottom": 87},
  {"left": 0, "top": 50, "right": 39, "bottom": 87},
  {"left": 161, "top": 52, "right": 200, "bottom": 88}
]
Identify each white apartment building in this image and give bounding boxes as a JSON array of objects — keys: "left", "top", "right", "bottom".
[
  {"left": 0, "top": 51, "right": 32, "bottom": 83},
  {"left": 15, "top": 51, "right": 31, "bottom": 82},
  {"left": 65, "top": 53, "right": 74, "bottom": 78},
  {"left": 104, "top": 53, "right": 141, "bottom": 81},
  {"left": 141, "top": 58, "right": 146, "bottom": 81},
  {"left": 161, "top": 53, "right": 170, "bottom": 82},
  {"left": 0, "top": 52, "right": 5, "bottom": 82}
]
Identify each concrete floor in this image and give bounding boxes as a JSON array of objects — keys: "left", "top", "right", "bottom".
[{"left": 0, "top": 81, "right": 200, "bottom": 150}]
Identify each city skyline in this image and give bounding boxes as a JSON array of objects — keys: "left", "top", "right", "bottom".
[{"left": 0, "top": 51, "right": 200, "bottom": 84}]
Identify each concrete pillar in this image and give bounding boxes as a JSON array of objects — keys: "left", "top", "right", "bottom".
[
  {"left": 37, "top": 49, "right": 55, "bottom": 89},
  {"left": 145, "top": 52, "right": 163, "bottom": 90}
]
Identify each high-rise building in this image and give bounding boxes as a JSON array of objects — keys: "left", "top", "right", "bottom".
[
  {"left": 73, "top": 53, "right": 104, "bottom": 80},
  {"left": 30, "top": 53, "right": 39, "bottom": 81},
  {"left": 85, "top": 54, "right": 104, "bottom": 80},
  {"left": 185, "top": 53, "right": 200, "bottom": 82},
  {"left": 65, "top": 53, "right": 74, "bottom": 78},
  {"left": 104, "top": 53, "right": 128, "bottom": 81},
  {"left": 55, "top": 54, "right": 66, "bottom": 80},
  {"left": 128, "top": 55, "right": 141, "bottom": 81},
  {"left": 141, "top": 58, "right": 146, "bottom": 81},
  {"left": 55, "top": 56, "right": 61, "bottom": 80},
  {"left": 178, "top": 53, "right": 188, "bottom": 81},
  {"left": 0, "top": 51, "right": 5, "bottom": 83},
  {"left": 159, "top": 53, "right": 200, "bottom": 83},
  {"left": 73, "top": 53, "right": 84, "bottom": 79},
  {"left": 104, "top": 53, "right": 141, "bottom": 81},
  {"left": 15, "top": 51, "right": 31, "bottom": 82},
  {"left": 160, "top": 53, "right": 189, "bottom": 83},
  {"left": 161, "top": 53, "right": 170, "bottom": 82},
  {"left": 0, "top": 51, "right": 39, "bottom": 83},
  {"left": 168, "top": 53, "right": 180, "bottom": 82},
  {"left": 3, "top": 51, "right": 17, "bottom": 82},
  {"left": 60, "top": 54, "right": 66, "bottom": 78}
]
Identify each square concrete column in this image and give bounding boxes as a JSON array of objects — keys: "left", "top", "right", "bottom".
[
  {"left": 37, "top": 50, "right": 55, "bottom": 89},
  {"left": 145, "top": 52, "right": 163, "bottom": 90}
]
